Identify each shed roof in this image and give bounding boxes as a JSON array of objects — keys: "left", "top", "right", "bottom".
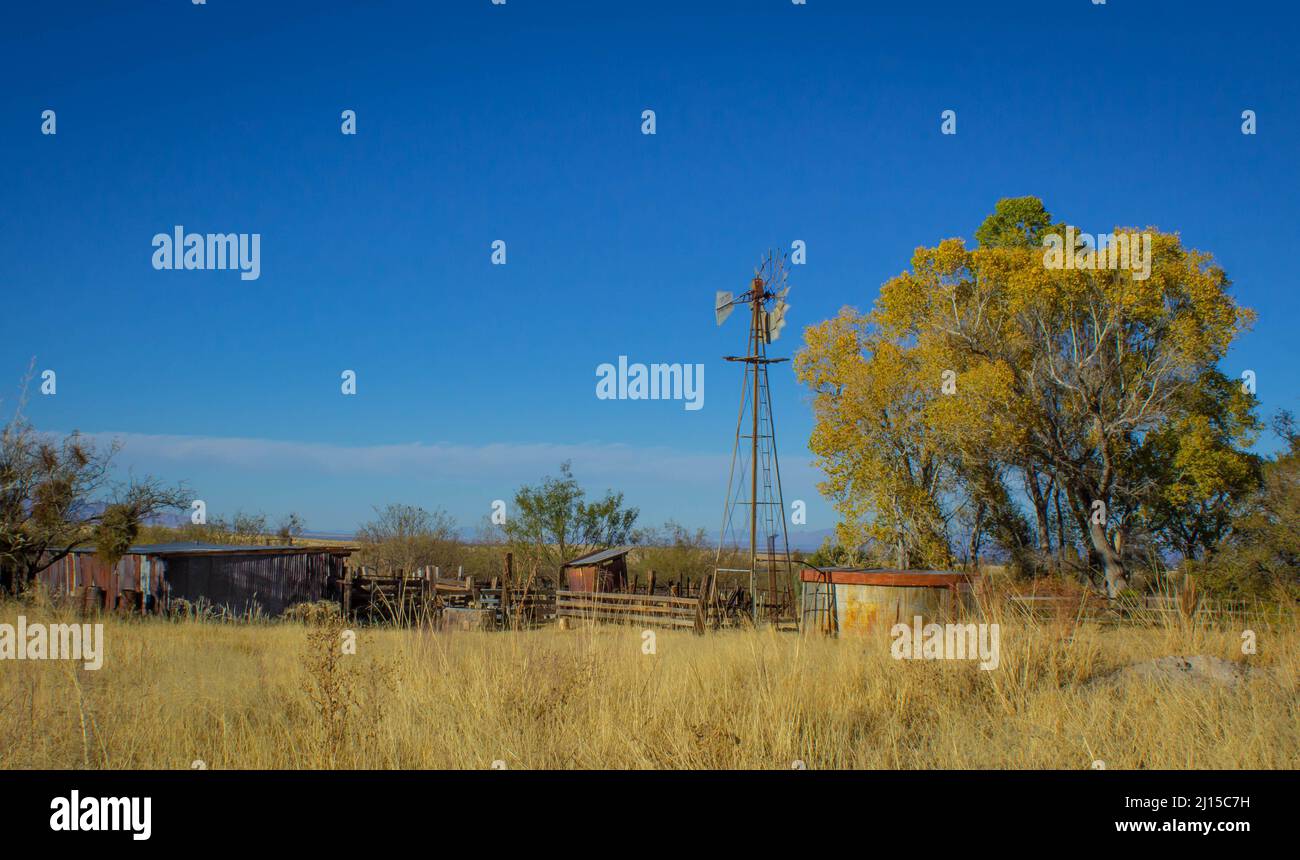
[
  {"left": 562, "top": 546, "right": 634, "bottom": 568},
  {"left": 68, "top": 542, "right": 355, "bottom": 557}
]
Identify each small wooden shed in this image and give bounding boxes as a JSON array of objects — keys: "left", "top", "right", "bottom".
[{"left": 561, "top": 546, "right": 633, "bottom": 593}]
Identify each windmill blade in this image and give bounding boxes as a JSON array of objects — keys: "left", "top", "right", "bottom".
[
  {"left": 715, "top": 291, "right": 736, "bottom": 326},
  {"left": 767, "top": 300, "right": 790, "bottom": 342}
]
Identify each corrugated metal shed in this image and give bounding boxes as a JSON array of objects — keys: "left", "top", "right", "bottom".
[
  {"left": 38, "top": 542, "right": 355, "bottom": 617},
  {"left": 68, "top": 542, "right": 351, "bottom": 556}
]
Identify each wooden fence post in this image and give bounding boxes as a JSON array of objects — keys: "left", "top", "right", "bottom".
[
  {"left": 342, "top": 565, "right": 352, "bottom": 619},
  {"left": 504, "top": 551, "right": 516, "bottom": 629}
]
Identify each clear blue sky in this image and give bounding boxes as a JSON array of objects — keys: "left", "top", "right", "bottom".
[{"left": 2, "top": 1, "right": 1297, "bottom": 537}]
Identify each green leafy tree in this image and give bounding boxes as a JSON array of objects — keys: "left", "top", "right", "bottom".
[
  {"left": 1137, "top": 371, "right": 1262, "bottom": 561},
  {"left": 1191, "top": 414, "right": 1300, "bottom": 598},
  {"left": 501, "top": 461, "right": 639, "bottom": 583},
  {"left": 805, "top": 538, "right": 857, "bottom": 569},
  {"left": 972, "top": 195, "right": 1060, "bottom": 249}
]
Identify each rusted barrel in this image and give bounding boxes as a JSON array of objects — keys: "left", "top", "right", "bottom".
[
  {"left": 80, "top": 585, "right": 106, "bottom": 614},
  {"left": 116, "top": 588, "right": 143, "bottom": 614}
]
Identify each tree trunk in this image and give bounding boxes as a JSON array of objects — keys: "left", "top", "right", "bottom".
[
  {"left": 1064, "top": 483, "right": 1100, "bottom": 577},
  {"left": 1086, "top": 516, "right": 1129, "bottom": 597},
  {"left": 1051, "top": 484, "right": 1067, "bottom": 576},
  {"left": 968, "top": 502, "right": 985, "bottom": 572},
  {"left": 1023, "top": 466, "right": 1052, "bottom": 574}
]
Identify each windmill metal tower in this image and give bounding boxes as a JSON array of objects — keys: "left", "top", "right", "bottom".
[{"left": 711, "top": 251, "right": 795, "bottom": 625}]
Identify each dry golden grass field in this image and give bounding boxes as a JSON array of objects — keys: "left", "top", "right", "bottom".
[{"left": 1, "top": 600, "right": 1296, "bottom": 770}]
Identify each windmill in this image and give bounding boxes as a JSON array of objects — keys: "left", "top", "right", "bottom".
[{"left": 710, "top": 250, "right": 795, "bottom": 626}]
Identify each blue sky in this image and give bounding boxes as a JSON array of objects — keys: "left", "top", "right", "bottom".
[{"left": 2, "top": 0, "right": 1297, "bottom": 538}]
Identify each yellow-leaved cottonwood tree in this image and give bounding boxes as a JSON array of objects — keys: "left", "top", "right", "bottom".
[{"left": 796, "top": 198, "right": 1257, "bottom": 597}]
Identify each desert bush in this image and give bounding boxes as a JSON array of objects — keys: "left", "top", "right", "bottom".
[
  {"left": 283, "top": 600, "right": 343, "bottom": 626},
  {"left": 353, "top": 503, "right": 463, "bottom": 576}
]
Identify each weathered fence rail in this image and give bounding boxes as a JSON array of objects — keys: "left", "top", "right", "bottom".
[
  {"left": 1004, "top": 593, "right": 1258, "bottom": 624},
  {"left": 555, "top": 589, "right": 703, "bottom": 631},
  {"left": 478, "top": 586, "right": 556, "bottom": 628}
]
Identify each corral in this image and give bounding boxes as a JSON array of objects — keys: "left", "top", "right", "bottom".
[
  {"left": 341, "top": 561, "right": 555, "bottom": 630},
  {"left": 37, "top": 541, "right": 991, "bottom": 636}
]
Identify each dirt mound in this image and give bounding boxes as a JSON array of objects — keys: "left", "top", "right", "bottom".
[{"left": 1094, "top": 655, "right": 1255, "bottom": 688}]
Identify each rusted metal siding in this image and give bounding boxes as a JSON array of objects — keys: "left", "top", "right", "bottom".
[
  {"left": 562, "top": 548, "right": 632, "bottom": 593},
  {"left": 565, "top": 565, "right": 599, "bottom": 592},
  {"left": 38, "top": 546, "right": 350, "bottom": 617},
  {"left": 563, "top": 558, "right": 628, "bottom": 593},
  {"left": 164, "top": 550, "right": 345, "bottom": 616},
  {"left": 36, "top": 552, "right": 165, "bottom": 611}
]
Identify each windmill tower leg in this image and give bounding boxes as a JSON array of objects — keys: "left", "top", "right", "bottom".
[{"left": 749, "top": 278, "right": 762, "bottom": 622}]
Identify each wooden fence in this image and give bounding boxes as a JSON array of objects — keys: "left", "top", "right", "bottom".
[
  {"left": 555, "top": 590, "right": 703, "bottom": 632},
  {"left": 341, "top": 572, "right": 437, "bottom": 622},
  {"left": 1004, "top": 593, "right": 1259, "bottom": 625},
  {"left": 341, "top": 568, "right": 554, "bottom": 628},
  {"left": 479, "top": 586, "right": 556, "bottom": 628}
]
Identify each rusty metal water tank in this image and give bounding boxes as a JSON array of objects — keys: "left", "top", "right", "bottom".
[{"left": 800, "top": 568, "right": 978, "bottom": 635}]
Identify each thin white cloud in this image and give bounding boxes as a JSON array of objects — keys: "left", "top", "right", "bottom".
[
  {"left": 59, "top": 430, "right": 825, "bottom": 537},
  {"left": 81, "top": 431, "right": 764, "bottom": 485}
]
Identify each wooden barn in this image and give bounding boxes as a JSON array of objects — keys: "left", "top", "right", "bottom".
[
  {"left": 561, "top": 546, "right": 633, "bottom": 593},
  {"left": 37, "top": 542, "right": 355, "bottom": 617}
]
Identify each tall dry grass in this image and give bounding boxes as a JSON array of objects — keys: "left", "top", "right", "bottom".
[{"left": 0, "top": 598, "right": 1296, "bottom": 769}]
